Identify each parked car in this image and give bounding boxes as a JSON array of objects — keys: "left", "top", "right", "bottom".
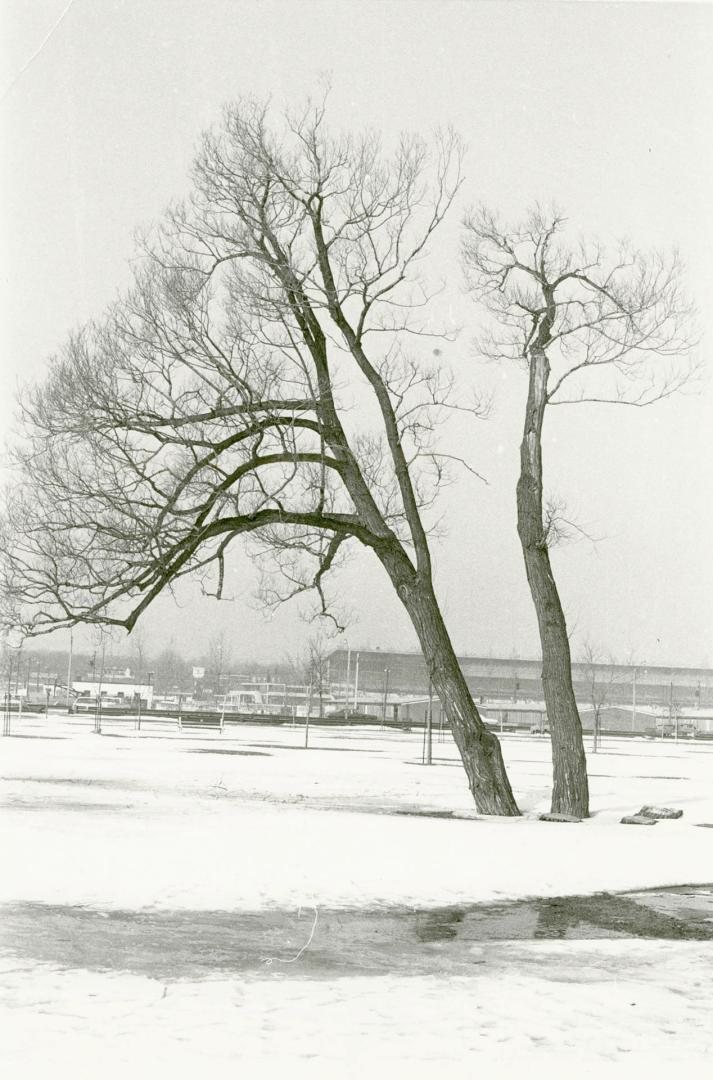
[
  {"left": 327, "top": 708, "right": 380, "bottom": 722},
  {"left": 656, "top": 720, "right": 697, "bottom": 738}
]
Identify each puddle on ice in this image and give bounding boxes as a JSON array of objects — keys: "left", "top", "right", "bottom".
[{"left": 2, "top": 886, "right": 712, "bottom": 981}]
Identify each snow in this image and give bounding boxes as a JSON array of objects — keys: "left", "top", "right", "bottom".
[
  {"left": 1, "top": 714, "right": 712, "bottom": 1074},
  {"left": 2, "top": 943, "right": 712, "bottom": 1079}
]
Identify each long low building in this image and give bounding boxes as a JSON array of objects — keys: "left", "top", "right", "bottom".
[
  {"left": 327, "top": 648, "right": 713, "bottom": 712},
  {"left": 72, "top": 674, "right": 155, "bottom": 709}
]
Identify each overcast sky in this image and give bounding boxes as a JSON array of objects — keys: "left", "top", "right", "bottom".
[{"left": 1, "top": 0, "right": 711, "bottom": 668}]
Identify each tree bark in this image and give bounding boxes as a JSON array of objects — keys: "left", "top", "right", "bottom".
[
  {"left": 379, "top": 544, "right": 521, "bottom": 816},
  {"left": 516, "top": 345, "right": 589, "bottom": 817}
]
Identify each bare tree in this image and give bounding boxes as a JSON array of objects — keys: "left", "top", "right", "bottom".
[
  {"left": 305, "top": 633, "right": 330, "bottom": 718},
  {"left": 462, "top": 205, "right": 695, "bottom": 816},
  {"left": 0, "top": 98, "right": 518, "bottom": 814},
  {"left": 153, "top": 645, "right": 190, "bottom": 695},
  {"left": 580, "top": 641, "right": 619, "bottom": 754},
  {"left": 129, "top": 624, "right": 148, "bottom": 682},
  {"left": 206, "top": 629, "right": 233, "bottom": 695}
]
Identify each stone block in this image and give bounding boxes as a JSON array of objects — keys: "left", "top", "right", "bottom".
[{"left": 638, "top": 806, "right": 683, "bottom": 820}]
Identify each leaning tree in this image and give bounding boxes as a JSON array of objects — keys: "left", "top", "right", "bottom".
[
  {"left": 462, "top": 206, "right": 695, "bottom": 817},
  {"left": 0, "top": 98, "right": 519, "bottom": 815}
]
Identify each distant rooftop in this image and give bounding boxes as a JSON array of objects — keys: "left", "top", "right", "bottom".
[{"left": 327, "top": 647, "right": 713, "bottom": 678}]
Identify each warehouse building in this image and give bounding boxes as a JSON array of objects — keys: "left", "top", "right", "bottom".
[{"left": 327, "top": 648, "right": 713, "bottom": 732}]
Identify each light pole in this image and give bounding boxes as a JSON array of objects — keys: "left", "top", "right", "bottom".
[
  {"left": 65, "top": 630, "right": 73, "bottom": 711},
  {"left": 344, "top": 644, "right": 351, "bottom": 712},
  {"left": 13, "top": 647, "right": 22, "bottom": 697},
  {"left": 424, "top": 678, "right": 433, "bottom": 765},
  {"left": 631, "top": 666, "right": 637, "bottom": 733},
  {"left": 592, "top": 706, "right": 599, "bottom": 753},
  {"left": 3, "top": 652, "right": 13, "bottom": 737},
  {"left": 94, "top": 636, "right": 106, "bottom": 735},
  {"left": 305, "top": 681, "right": 312, "bottom": 749},
  {"left": 352, "top": 653, "right": 360, "bottom": 713},
  {"left": 381, "top": 667, "right": 390, "bottom": 728},
  {"left": 669, "top": 681, "right": 679, "bottom": 742}
]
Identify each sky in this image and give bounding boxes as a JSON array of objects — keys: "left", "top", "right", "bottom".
[{"left": 1, "top": 0, "right": 712, "bottom": 668}]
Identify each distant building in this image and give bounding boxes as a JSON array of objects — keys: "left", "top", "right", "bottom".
[
  {"left": 328, "top": 648, "right": 713, "bottom": 728},
  {"left": 72, "top": 673, "right": 154, "bottom": 709},
  {"left": 220, "top": 681, "right": 337, "bottom": 716}
]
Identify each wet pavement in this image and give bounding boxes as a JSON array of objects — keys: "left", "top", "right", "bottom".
[{"left": 2, "top": 885, "right": 712, "bottom": 980}]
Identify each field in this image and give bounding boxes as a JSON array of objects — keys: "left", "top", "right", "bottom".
[{"left": 1, "top": 713, "right": 712, "bottom": 1077}]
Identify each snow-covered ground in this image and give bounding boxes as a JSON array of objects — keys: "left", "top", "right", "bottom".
[{"left": 1, "top": 714, "right": 712, "bottom": 1075}]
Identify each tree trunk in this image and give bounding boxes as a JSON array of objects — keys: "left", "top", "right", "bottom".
[
  {"left": 307, "top": 308, "right": 518, "bottom": 814},
  {"left": 379, "top": 546, "right": 521, "bottom": 816},
  {"left": 517, "top": 345, "right": 590, "bottom": 818}
]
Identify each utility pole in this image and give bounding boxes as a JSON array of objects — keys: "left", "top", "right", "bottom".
[
  {"left": 3, "top": 652, "right": 13, "bottom": 736},
  {"left": 344, "top": 646, "right": 351, "bottom": 712},
  {"left": 670, "top": 681, "right": 678, "bottom": 742},
  {"left": 424, "top": 679, "right": 433, "bottom": 765},
  {"left": 381, "top": 667, "right": 390, "bottom": 728},
  {"left": 631, "top": 667, "right": 637, "bottom": 733},
  {"left": 94, "top": 637, "right": 106, "bottom": 735},
  {"left": 352, "top": 653, "right": 360, "bottom": 712},
  {"left": 65, "top": 631, "right": 73, "bottom": 710},
  {"left": 13, "top": 648, "right": 21, "bottom": 697},
  {"left": 305, "top": 681, "right": 312, "bottom": 749}
]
